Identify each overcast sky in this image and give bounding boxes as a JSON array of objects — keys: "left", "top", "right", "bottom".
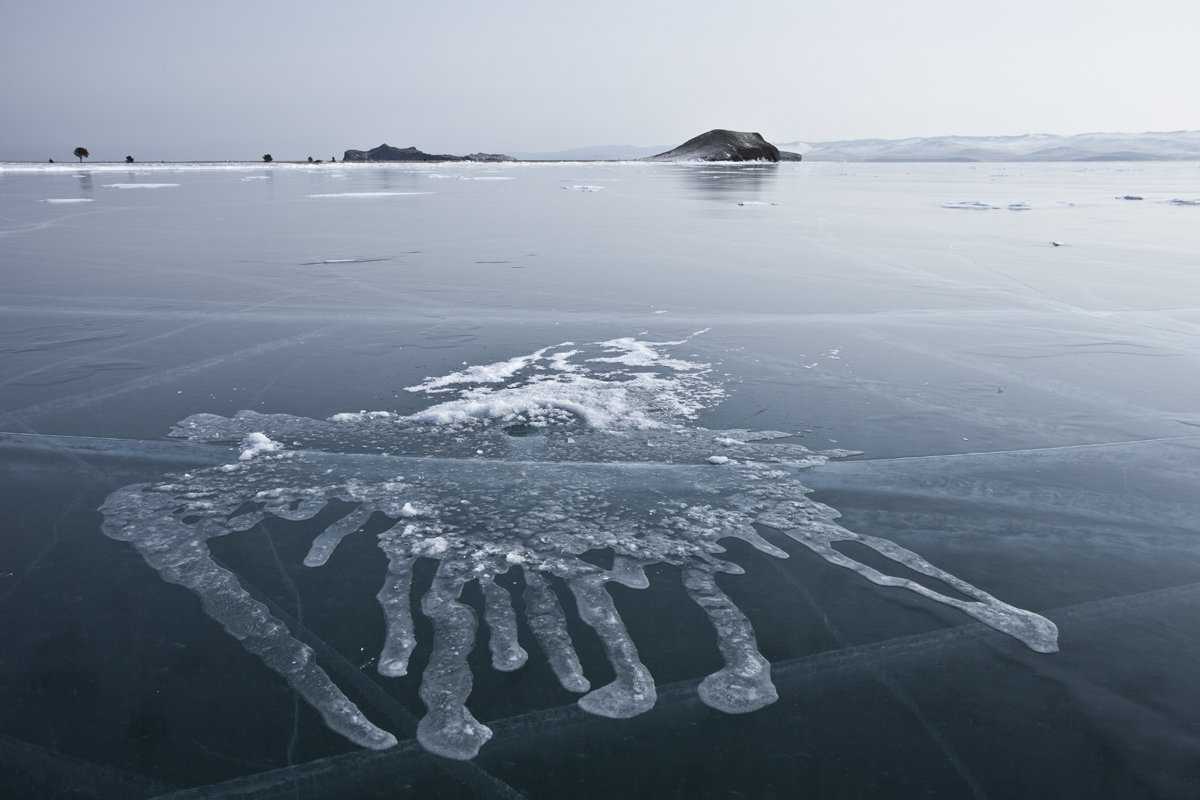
[{"left": 3, "top": 0, "right": 1198, "bottom": 161}]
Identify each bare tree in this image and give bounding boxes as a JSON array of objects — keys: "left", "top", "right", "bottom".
[{"left": 74, "top": 147, "right": 89, "bottom": 163}]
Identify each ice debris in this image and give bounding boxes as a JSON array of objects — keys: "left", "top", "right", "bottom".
[{"left": 238, "top": 431, "right": 283, "bottom": 461}]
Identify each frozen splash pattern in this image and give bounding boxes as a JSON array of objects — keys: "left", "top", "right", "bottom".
[{"left": 100, "top": 335, "right": 1058, "bottom": 760}]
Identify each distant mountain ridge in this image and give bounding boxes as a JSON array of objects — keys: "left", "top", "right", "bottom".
[{"left": 781, "top": 131, "right": 1200, "bottom": 162}]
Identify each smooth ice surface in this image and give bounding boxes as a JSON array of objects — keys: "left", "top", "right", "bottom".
[{"left": 3, "top": 159, "right": 1200, "bottom": 797}]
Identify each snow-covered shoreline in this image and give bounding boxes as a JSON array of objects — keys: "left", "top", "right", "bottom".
[{"left": 783, "top": 130, "right": 1200, "bottom": 162}]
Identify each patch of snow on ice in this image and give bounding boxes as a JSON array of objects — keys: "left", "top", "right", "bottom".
[
  {"left": 41, "top": 198, "right": 94, "bottom": 204},
  {"left": 942, "top": 200, "right": 1029, "bottom": 211},
  {"left": 407, "top": 346, "right": 562, "bottom": 393},
  {"left": 941, "top": 200, "right": 1077, "bottom": 211},
  {"left": 329, "top": 411, "right": 394, "bottom": 423},
  {"left": 588, "top": 336, "right": 702, "bottom": 371}
]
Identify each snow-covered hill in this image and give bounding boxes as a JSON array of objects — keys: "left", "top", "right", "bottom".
[{"left": 780, "top": 131, "right": 1200, "bottom": 162}]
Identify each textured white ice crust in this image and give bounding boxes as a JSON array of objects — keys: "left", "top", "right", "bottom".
[
  {"left": 101, "top": 334, "right": 1058, "bottom": 759},
  {"left": 238, "top": 431, "right": 282, "bottom": 460}
]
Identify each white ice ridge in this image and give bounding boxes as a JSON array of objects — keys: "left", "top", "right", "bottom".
[
  {"left": 940, "top": 200, "right": 1076, "bottom": 211},
  {"left": 102, "top": 183, "right": 180, "bottom": 189},
  {"left": 100, "top": 335, "right": 1058, "bottom": 760}
]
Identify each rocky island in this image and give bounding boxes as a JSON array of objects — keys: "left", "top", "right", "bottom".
[
  {"left": 342, "top": 144, "right": 515, "bottom": 163},
  {"left": 645, "top": 129, "right": 802, "bottom": 162}
]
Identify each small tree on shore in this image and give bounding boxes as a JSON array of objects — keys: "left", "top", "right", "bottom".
[
  {"left": 125, "top": 155, "right": 134, "bottom": 163},
  {"left": 263, "top": 154, "right": 273, "bottom": 162},
  {"left": 74, "top": 147, "right": 89, "bottom": 163}
]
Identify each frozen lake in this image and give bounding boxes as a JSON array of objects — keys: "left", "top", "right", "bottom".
[{"left": 2, "top": 159, "right": 1199, "bottom": 798}]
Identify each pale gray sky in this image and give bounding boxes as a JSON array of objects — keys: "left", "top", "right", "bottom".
[{"left": 2, "top": 0, "right": 1198, "bottom": 161}]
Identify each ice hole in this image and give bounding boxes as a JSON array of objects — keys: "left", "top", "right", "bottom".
[
  {"left": 577, "top": 548, "right": 615, "bottom": 570},
  {"left": 503, "top": 423, "right": 542, "bottom": 437}
]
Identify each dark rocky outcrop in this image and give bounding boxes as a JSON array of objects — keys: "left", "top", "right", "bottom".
[
  {"left": 646, "top": 129, "right": 791, "bottom": 162},
  {"left": 342, "top": 144, "right": 465, "bottom": 162},
  {"left": 341, "top": 144, "right": 517, "bottom": 163}
]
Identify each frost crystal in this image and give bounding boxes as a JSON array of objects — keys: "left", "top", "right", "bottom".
[{"left": 100, "top": 336, "right": 1057, "bottom": 759}]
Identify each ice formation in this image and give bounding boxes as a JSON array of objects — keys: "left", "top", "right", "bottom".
[{"left": 100, "top": 336, "right": 1058, "bottom": 760}]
